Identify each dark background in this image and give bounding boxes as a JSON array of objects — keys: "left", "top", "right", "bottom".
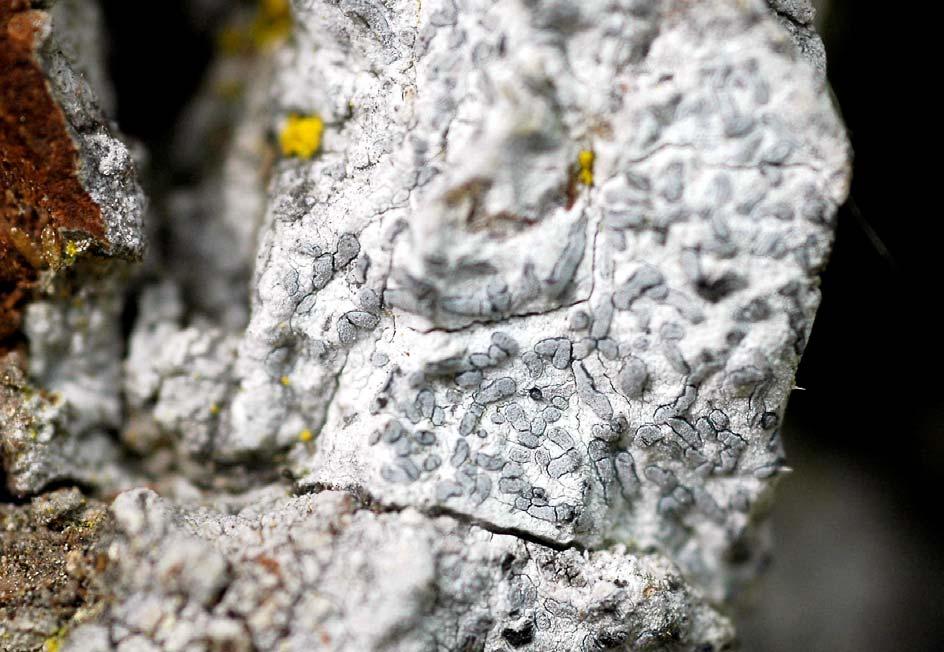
[
  {"left": 740, "top": 2, "right": 943, "bottom": 649},
  {"left": 100, "top": 1, "right": 942, "bottom": 649}
]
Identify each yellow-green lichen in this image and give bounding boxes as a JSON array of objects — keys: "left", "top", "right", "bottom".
[
  {"left": 279, "top": 114, "right": 324, "bottom": 159},
  {"left": 60, "top": 238, "right": 91, "bottom": 269},
  {"left": 576, "top": 149, "right": 595, "bottom": 186},
  {"left": 218, "top": 0, "right": 294, "bottom": 55},
  {"left": 251, "top": 0, "right": 294, "bottom": 48},
  {"left": 43, "top": 627, "right": 67, "bottom": 652}
]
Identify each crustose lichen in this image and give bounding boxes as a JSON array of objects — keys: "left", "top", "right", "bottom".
[{"left": 279, "top": 114, "right": 324, "bottom": 159}]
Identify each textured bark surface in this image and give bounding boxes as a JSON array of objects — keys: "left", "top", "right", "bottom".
[
  {"left": 0, "top": 0, "right": 141, "bottom": 344},
  {"left": 0, "top": 0, "right": 850, "bottom": 650},
  {"left": 0, "top": 0, "right": 144, "bottom": 500},
  {"left": 0, "top": 489, "right": 111, "bottom": 651}
]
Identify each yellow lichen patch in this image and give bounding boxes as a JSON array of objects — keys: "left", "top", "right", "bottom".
[
  {"left": 62, "top": 238, "right": 90, "bottom": 267},
  {"left": 299, "top": 428, "right": 314, "bottom": 443},
  {"left": 43, "top": 629, "right": 66, "bottom": 652},
  {"left": 251, "top": 0, "right": 293, "bottom": 49},
  {"left": 279, "top": 114, "right": 324, "bottom": 159},
  {"left": 216, "top": 0, "right": 292, "bottom": 56},
  {"left": 64, "top": 240, "right": 78, "bottom": 258},
  {"left": 576, "top": 149, "right": 595, "bottom": 186},
  {"left": 280, "top": 375, "right": 291, "bottom": 386},
  {"left": 209, "top": 403, "right": 221, "bottom": 415}
]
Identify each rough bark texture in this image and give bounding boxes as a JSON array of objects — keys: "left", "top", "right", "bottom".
[
  {"left": 0, "top": 489, "right": 111, "bottom": 651},
  {"left": 0, "top": 0, "right": 850, "bottom": 650},
  {"left": 1, "top": 0, "right": 144, "bottom": 506}
]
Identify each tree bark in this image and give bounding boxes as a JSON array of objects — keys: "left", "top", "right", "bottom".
[{"left": 0, "top": 1, "right": 850, "bottom": 650}]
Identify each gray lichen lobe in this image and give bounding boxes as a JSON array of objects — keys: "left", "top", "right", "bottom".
[{"left": 2, "top": 0, "right": 851, "bottom": 649}]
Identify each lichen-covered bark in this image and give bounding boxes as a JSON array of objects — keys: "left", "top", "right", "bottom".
[
  {"left": 0, "top": 0, "right": 143, "bottom": 340},
  {"left": 0, "top": 0, "right": 102, "bottom": 342},
  {"left": 60, "top": 488, "right": 733, "bottom": 651},
  {"left": 1, "top": 0, "right": 145, "bottom": 498},
  {"left": 0, "top": 488, "right": 111, "bottom": 651},
  {"left": 1, "top": 0, "right": 850, "bottom": 650}
]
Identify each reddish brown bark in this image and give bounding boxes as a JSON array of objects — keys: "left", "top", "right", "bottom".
[{"left": 0, "top": 0, "right": 106, "bottom": 343}]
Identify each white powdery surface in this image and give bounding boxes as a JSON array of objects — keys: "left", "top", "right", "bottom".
[{"left": 63, "top": 487, "right": 734, "bottom": 652}]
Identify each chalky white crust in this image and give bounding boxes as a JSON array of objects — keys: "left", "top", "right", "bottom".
[
  {"left": 3, "top": 0, "right": 849, "bottom": 649},
  {"left": 127, "top": 0, "right": 848, "bottom": 603}
]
